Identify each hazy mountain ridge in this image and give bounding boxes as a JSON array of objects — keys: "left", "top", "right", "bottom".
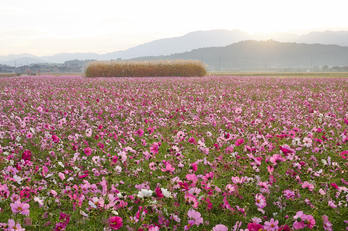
[
  {"left": 1, "top": 29, "right": 348, "bottom": 65},
  {"left": 134, "top": 40, "right": 348, "bottom": 70}
]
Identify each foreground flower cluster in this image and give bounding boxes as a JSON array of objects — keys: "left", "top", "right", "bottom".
[{"left": 0, "top": 75, "right": 347, "bottom": 230}]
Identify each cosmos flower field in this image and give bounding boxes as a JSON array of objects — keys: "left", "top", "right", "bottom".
[{"left": 0, "top": 75, "right": 347, "bottom": 231}]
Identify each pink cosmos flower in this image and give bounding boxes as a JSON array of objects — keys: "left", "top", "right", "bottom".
[
  {"left": 185, "top": 194, "right": 199, "bottom": 208},
  {"left": 255, "top": 193, "right": 266, "bottom": 209},
  {"left": 8, "top": 219, "right": 25, "bottom": 231},
  {"left": 108, "top": 216, "right": 123, "bottom": 230},
  {"left": 10, "top": 193, "right": 20, "bottom": 202},
  {"left": 231, "top": 176, "right": 247, "bottom": 184},
  {"left": 293, "top": 211, "right": 306, "bottom": 230},
  {"left": 85, "top": 128, "right": 92, "bottom": 137},
  {"left": 6, "top": 166, "right": 19, "bottom": 175},
  {"left": 322, "top": 215, "right": 333, "bottom": 231},
  {"left": 149, "top": 225, "right": 160, "bottom": 231},
  {"left": 136, "top": 128, "right": 144, "bottom": 137},
  {"left": 10, "top": 200, "right": 30, "bottom": 215},
  {"left": 225, "top": 184, "right": 239, "bottom": 196},
  {"left": 149, "top": 162, "right": 157, "bottom": 170},
  {"left": 150, "top": 142, "right": 159, "bottom": 154},
  {"left": 187, "top": 209, "right": 203, "bottom": 225},
  {"left": 283, "top": 189, "right": 295, "bottom": 199},
  {"left": 235, "top": 107, "right": 242, "bottom": 114},
  {"left": 264, "top": 218, "right": 279, "bottom": 231},
  {"left": 235, "top": 138, "right": 244, "bottom": 146},
  {"left": 161, "top": 162, "right": 175, "bottom": 173},
  {"left": 225, "top": 146, "right": 234, "bottom": 154},
  {"left": 303, "top": 214, "right": 316, "bottom": 229},
  {"left": 186, "top": 174, "right": 198, "bottom": 184},
  {"left": 26, "top": 132, "right": 33, "bottom": 139},
  {"left": 58, "top": 172, "right": 65, "bottom": 180},
  {"left": 270, "top": 154, "right": 286, "bottom": 165},
  {"left": 302, "top": 181, "right": 314, "bottom": 191},
  {"left": 212, "top": 224, "right": 228, "bottom": 231}
]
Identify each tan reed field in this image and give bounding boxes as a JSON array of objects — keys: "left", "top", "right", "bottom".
[
  {"left": 0, "top": 73, "right": 18, "bottom": 77},
  {"left": 84, "top": 60, "right": 207, "bottom": 77}
]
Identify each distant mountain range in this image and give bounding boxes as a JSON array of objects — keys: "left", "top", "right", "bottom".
[
  {"left": 1, "top": 29, "right": 348, "bottom": 67},
  {"left": 134, "top": 40, "right": 348, "bottom": 70}
]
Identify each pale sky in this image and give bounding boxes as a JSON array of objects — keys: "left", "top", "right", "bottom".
[{"left": 1, "top": 0, "right": 348, "bottom": 56}]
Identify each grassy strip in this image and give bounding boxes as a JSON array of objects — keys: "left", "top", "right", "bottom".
[{"left": 85, "top": 60, "right": 207, "bottom": 77}]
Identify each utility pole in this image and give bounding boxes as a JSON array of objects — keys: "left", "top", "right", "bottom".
[
  {"left": 311, "top": 58, "right": 312, "bottom": 70},
  {"left": 265, "top": 58, "right": 267, "bottom": 72}
]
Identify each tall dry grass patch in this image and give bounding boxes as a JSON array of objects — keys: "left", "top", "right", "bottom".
[{"left": 85, "top": 60, "right": 207, "bottom": 77}]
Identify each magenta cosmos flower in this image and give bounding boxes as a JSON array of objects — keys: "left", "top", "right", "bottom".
[
  {"left": 10, "top": 201, "right": 30, "bottom": 215},
  {"left": 341, "top": 150, "right": 348, "bottom": 160},
  {"left": 108, "top": 216, "right": 123, "bottom": 230},
  {"left": 21, "top": 149, "right": 32, "bottom": 161},
  {"left": 235, "top": 138, "right": 244, "bottom": 146},
  {"left": 84, "top": 147, "right": 92, "bottom": 156}
]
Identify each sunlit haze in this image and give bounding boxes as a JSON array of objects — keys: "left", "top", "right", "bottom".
[{"left": 1, "top": 0, "right": 348, "bottom": 56}]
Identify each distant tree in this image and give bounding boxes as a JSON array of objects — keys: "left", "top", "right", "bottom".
[
  {"left": 322, "top": 65, "right": 329, "bottom": 72},
  {"left": 331, "top": 66, "right": 341, "bottom": 72}
]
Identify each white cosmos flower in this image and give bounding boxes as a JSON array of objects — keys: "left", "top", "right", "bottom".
[
  {"left": 161, "top": 188, "right": 172, "bottom": 198},
  {"left": 115, "top": 166, "right": 122, "bottom": 173},
  {"left": 13, "top": 175, "right": 23, "bottom": 184},
  {"left": 303, "top": 137, "right": 312, "bottom": 147},
  {"left": 111, "top": 210, "right": 119, "bottom": 215},
  {"left": 137, "top": 189, "right": 153, "bottom": 198}
]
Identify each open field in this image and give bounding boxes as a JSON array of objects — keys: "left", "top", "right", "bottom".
[
  {"left": 0, "top": 75, "right": 347, "bottom": 230},
  {"left": 210, "top": 71, "right": 348, "bottom": 78}
]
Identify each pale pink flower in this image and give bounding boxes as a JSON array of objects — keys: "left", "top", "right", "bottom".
[
  {"left": 187, "top": 209, "right": 203, "bottom": 225},
  {"left": 302, "top": 181, "right": 314, "bottom": 191},
  {"left": 212, "top": 224, "right": 228, "bottom": 231},
  {"left": 264, "top": 218, "right": 279, "bottom": 231},
  {"left": 303, "top": 137, "right": 312, "bottom": 147},
  {"left": 255, "top": 193, "right": 266, "bottom": 208},
  {"left": 10, "top": 200, "right": 30, "bottom": 215},
  {"left": 8, "top": 219, "right": 25, "bottom": 231},
  {"left": 322, "top": 215, "right": 333, "bottom": 231}
]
